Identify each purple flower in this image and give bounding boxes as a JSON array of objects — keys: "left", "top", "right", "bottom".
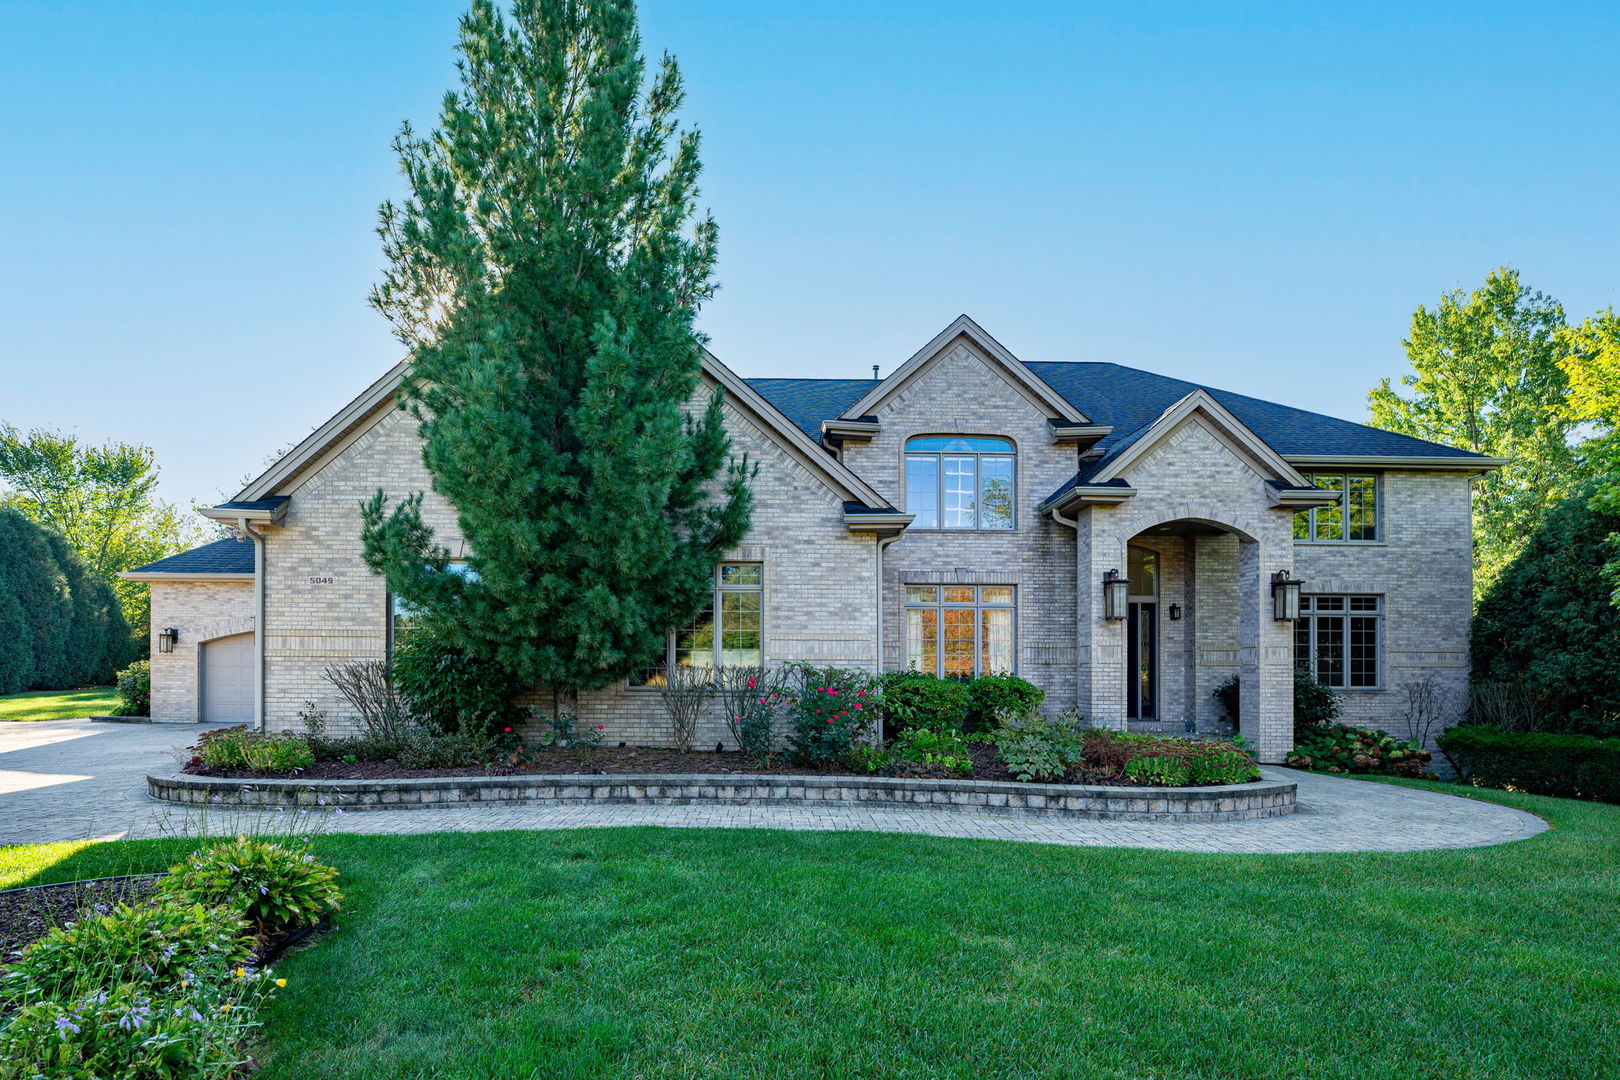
[{"left": 54, "top": 1016, "right": 80, "bottom": 1037}]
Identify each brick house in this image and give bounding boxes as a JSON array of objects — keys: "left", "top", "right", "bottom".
[{"left": 122, "top": 316, "right": 1500, "bottom": 762}]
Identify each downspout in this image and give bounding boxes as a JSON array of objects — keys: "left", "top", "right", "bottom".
[
  {"left": 873, "top": 531, "right": 903, "bottom": 742},
  {"left": 1048, "top": 504, "right": 1082, "bottom": 714},
  {"left": 243, "top": 519, "right": 267, "bottom": 732}
]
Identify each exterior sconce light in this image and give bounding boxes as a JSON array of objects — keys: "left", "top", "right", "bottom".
[
  {"left": 1168, "top": 603, "right": 1182, "bottom": 621},
  {"left": 157, "top": 627, "right": 179, "bottom": 654},
  {"left": 1271, "top": 571, "right": 1303, "bottom": 622},
  {"left": 1102, "top": 569, "right": 1129, "bottom": 620}
]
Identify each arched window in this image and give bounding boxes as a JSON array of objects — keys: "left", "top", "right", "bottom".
[{"left": 904, "top": 436, "right": 1015, "bottom": 530}]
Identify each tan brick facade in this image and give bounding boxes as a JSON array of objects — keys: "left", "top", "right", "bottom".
[{"left": 157, "top": 323, "right": 1481, "bottom": 765}]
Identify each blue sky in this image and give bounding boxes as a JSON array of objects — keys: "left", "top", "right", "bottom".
[{"left": 2, "top": 1, "right": 1616, "bottom": 508}]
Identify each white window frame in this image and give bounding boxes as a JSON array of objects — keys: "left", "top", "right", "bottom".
[
  {"left": 903, "top": 436, "right": 1017, "bottom": 532},
  {"left": 1294, "top": 594, "right": 1382, "bottom": 689},
  {"left": 902, "top": 585, "right": 1017, "bottom": 678},
  {"left": 1294, "top": 472, "right": 1381, "bottom": 543}
]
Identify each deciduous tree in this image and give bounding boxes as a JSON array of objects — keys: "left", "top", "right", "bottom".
[{"left": 1368, "top": 268, "right": 1584, "bottom": 597}]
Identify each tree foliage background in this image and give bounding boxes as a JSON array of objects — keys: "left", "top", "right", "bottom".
[
  {"left": 1368, "top": 268, "right": 1587, "bottom": 597},
  {"left": 360, "top": 0, "right": 752, "bottom": 698},
  {"left": 0, "top": 425, "right": 215, "bottom": 648},
  {"left": 0, "top": 507, "right": 130, "bottom": 695}
]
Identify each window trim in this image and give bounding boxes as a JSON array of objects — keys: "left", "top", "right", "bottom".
[
  {"left": 1293, "top": 471, "right": 1382, "bottom": 544},
  {"left": 902, "top": 584, "right": 1018, "bottom": 678},
  {"left": 901, "top": 434, "right": 1018, "bottom": 532},
  {"left": 1294, "top": 594, "right": 1383, "bottom": 690},
  {"left": 627, "top": 562, "right": 764, "bottom": 689}
]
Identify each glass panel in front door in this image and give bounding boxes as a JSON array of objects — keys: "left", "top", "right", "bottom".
[{"left": 1127, "top": 602, "right": 1157, "bottom": 719}]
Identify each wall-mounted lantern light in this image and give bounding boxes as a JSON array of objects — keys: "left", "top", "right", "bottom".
[
  {"left": 1168, "top": 603, "right": 1182, "bottom": 621},
  {"left": 1102, "top": 569, "right": 1129, "bottom": 620},
  {"left": 1271, "top": 571, "right": 1303, "bottom": 622},
  {"left": 157, "top": 627, "right": 180, "bottom": 654}
]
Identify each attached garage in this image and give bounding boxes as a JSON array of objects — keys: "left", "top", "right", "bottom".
[
  {"left": 119, "top": 537, "right": 258, "bottom": 724},
  {"left": 201, "top": 632, "right": 255, "bottom": 724}
]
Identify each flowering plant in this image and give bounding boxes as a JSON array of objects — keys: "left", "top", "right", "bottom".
[
  {"left": 155, "top": 836, "right": 342, "bottom": 937},
  {"left": 781, "top": 663, "right": 878, "bottom": 767},
  {"left": 715, "top": 665, "right": 788, "bottom": 764}
]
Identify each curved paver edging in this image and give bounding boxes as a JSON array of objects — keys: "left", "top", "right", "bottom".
[{"left": 146, "top": 771, "right": 1298, "bottom": 822}]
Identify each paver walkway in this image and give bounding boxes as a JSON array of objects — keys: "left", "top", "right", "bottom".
[{"left": 1, "top": 718, "right": 1548, "bottom": 852}]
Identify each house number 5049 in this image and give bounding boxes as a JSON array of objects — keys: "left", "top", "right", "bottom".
[{"left": 308, "top": 577, "right": 335, "bottom": 585}]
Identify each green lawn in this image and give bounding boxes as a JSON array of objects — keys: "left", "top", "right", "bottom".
[
  {"left": 0, "top": 686, "right": 118, "bottom": 722},
  {"left": 3, "top": 782, "right": 1615, "bottom": 1080}
]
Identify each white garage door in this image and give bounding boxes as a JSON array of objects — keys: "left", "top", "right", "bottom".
[{"left": 201, "top": 633, "right": 255, "bottom": 724}]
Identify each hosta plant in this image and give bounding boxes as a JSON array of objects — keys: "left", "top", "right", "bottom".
[
  {"left": 156, "top": 836, "right": 342, "bottom": 937},
  {"left": 992, "top": 712, "right": 1085, "bottom": 782},
  {"left": 1287, "top": 724, "right": 1432, "bottom": 777}
]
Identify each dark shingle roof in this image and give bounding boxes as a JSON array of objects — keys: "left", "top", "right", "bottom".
[
  {"left": 744, "top": 378, "right": 880, "bottom": 437},
  {"left": 126, "top": 537, "right": 255, "bottom": 576},
  {"left": 1024, "top": 362, "right": 1483, "bottom": 467},
  {"left": 745, "top": 363, "right": 1483, "bottom": 464}
]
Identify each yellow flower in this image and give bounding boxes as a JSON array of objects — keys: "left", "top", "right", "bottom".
[
  {"left": 219, "top": 1004, "right": 233, "bottom": 1012},
  {"left": 235, "top": 968, "right": 246, "bottom": 978},
  {"left": 275, "top": 979, "right": 287, "bottom": 988}
]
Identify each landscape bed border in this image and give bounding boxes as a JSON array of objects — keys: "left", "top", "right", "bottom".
[{"left": 148, "top": 771, "right": 1298, "bottom": 822}]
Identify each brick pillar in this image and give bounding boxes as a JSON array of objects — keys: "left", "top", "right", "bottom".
[
  {"left": 1237, "top": 538, "right": 1296, "bottom": 763},
  {"left": 1076, "top": 512, "right": 1128, "bottom": 730}
]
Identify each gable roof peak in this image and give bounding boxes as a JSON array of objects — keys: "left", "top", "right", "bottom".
[{"left": 837, "top": 314, "right": 1089, "bottom": 424}]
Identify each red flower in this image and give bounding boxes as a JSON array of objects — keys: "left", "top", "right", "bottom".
[
  {"left": 596, "top": 724, "right": 605, "bottom": 730},
  {"left": 857, "top": 690, "right": 867, "bottom": 696},
  {"left": 503, "top": 727, "right": 512, "bottom": 733},
  {"left": 853, "top": 703, "right": 862, "bottom": 710},
  {"left": 826, "top": 718, "right": 834, "bottom": 724}
]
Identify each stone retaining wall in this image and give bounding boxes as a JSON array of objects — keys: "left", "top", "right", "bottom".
[{"left": 148, "top": 772, "right": 1297, "bottom": 822}]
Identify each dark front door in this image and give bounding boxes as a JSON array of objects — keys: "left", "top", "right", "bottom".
[{"left": 1126, "top": 602, "right": 1157, "bottom": 720}]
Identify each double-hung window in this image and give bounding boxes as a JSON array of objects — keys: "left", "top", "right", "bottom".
[
  {"left": 904, "top": 586, "right": 1015, "bottom": 678},
  {"left": 632, "top": 563, "right": 763, "bottom": 686},
  {"left": 904, "top": 437, "right": 1015, "bottom": 530},
  {"left": 1294, "top": 472, "right": 1379, "bottom": 542},
  {"left": 1294, "top": 595, "right": 1381, "bottom": 688}
]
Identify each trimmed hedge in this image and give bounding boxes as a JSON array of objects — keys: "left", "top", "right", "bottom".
[
  {"left": 1438, "top": 725, "right": 1620, "bottom": 803},
  {"left": 880, "top": 671, "right": 970, "bottom": 734},
  {"left": 0, "top": 508, "right": 129, "bottom": 694},
  {"left": 966, "top": 674, "right": 1044, "bottom": 728}
]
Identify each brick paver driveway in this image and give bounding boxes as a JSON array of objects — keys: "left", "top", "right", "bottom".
[{"left": 2, "top": 719, "right": 1548, "bottom": 852}]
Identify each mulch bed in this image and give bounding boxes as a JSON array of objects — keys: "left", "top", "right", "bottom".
[
  {"left": 0, "top": 875, "right": 159, "bottom": 961},
  {"left": 184, "top": 742, "right": 1164, "bottom": 786}
]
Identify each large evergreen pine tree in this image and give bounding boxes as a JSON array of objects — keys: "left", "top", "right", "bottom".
[{"left": 361, "top": 0, "right": 752, "bottom": 697}]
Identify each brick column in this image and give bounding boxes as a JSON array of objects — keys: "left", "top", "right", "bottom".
[
  {"left": 1076, "top": 511, "right": 1128, "bottom": 730},
  {"left": 1237, "top": 538, "right": 1296, "bottom": 763}
]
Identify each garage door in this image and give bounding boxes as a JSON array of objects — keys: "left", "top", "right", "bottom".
[{"left": 201, "top": 633, "right": 255, "bottom": 724}]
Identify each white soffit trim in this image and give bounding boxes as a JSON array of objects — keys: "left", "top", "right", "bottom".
[
  {"left": 1091, "top": 389, "right": 1312, "bottom": 487},
  {"left": 116, "top": 572, "right": 255, "bottom": 583},
  {"left": 838, "top": 314, "right": 1089, "bottom": 424}
]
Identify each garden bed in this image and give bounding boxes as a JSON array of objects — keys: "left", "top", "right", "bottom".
[
  {"left": 150, "top": 768, "right": 1296, "bottom": 821},
  {"left": 181, "top": 741, "right": 1238, "bottom": 786},
  {"left": 0, "top": 875, "right": 159, "bottom": 961}
]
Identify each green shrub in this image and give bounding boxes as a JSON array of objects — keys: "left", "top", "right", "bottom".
[
  {"left": 1211, "top": 666, "right": 1340, "bottom": 734},
  {"left": 391, "top": 623, "right": 526, "bottom": 737},
  {"left": 1438, "top": 725, "right": 1620, "bottom": 802},
  {"left": 1086, "top": 730, "right": 1260, "bottom": 785},
  {"left": 194, "top": 727, "right": 314, "bottom": 772},
  {"left": 783, "top": 664, "right": 877, "bottom": 767},
  {"left": 1287, "top": 724, "right": 1431, "bottom": 777},
  {"left": 992, "top": 712, "right": 1085, "bottom": 782},
  {"left": 966, "top": 673, "right": 1044, "bottom": 729},
  {"left": 0, "top": 508, "right": 128, "bottom": 694},
  {"left": 156, "top": 836, "right": 342, "bottom": 937},
  {"left": 113, "top": 658, "right": 151, "bottom": 716},
  {"left": 1472, "top": 479, "right": 1620, "bottom": 736},
  {"left": 880, "top": 670, "right": 969, "bottom": 735},
  {"left": 889, "top": 727, "right": 973, "bottom": 778},
  {"left": 395, "top": 721, "right": 491, "bottom": 769},
  {"left": 0, "top": 902, "right": 251, "bottom": 1008}
]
